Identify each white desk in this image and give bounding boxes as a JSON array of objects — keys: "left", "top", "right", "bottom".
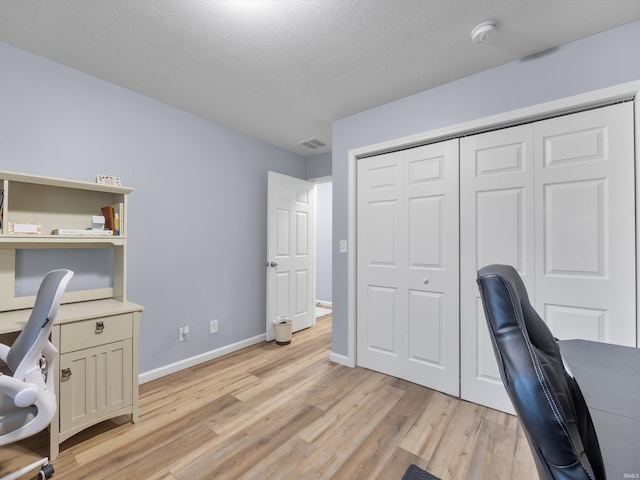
[
  {"left": 1, "top": 299, "right": 142, "bottom": 460},
  {"left": 560, "top": 339, "right": 640, "bottom": 480}
]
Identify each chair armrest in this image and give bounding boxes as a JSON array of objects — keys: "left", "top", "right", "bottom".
[
  {"left": 0, "top": 373, "right": 38, "bottom": 407},
  {"left": 0, "top": 343, "right": 9, "bottom": 363}
]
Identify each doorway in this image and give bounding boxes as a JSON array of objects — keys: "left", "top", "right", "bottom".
[{"left": 314, "top": 180, "right": 332, "bottom": 321}]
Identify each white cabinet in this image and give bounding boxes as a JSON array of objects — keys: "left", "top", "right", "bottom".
[
  {"left": 56, "top": 311, "right": 136, "bottom": 435},
  {"left": 49, "top": 302, "right": 141, "bottom": 459}
]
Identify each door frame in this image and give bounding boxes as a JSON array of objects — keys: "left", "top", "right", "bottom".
[
  {"left": 335, "top": 80, "right": 640, "bottom": 368},
  {"left": 310, "top": 175, "right": 333, "bottom": 316}
]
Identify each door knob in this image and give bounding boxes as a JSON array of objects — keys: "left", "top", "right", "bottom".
[{"left": 270, "top": 262, "right": 278, "bottom": 267}]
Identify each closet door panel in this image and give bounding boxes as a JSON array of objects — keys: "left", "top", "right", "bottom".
[
  {"left": 404, "top": 142, "right": 459, "bottom": 383},
  {"left": 408, "top": 195, "right": 443, "bottom": 268},
  {"left": 543, "top": 180, "right": 604, "bottom": 275},
  {"left": 357, "top": 140, "right": 459, "bottom": 396},
  {"left": 544, "top": 304, "right": 607, "bottom": 342},
  {"left": 476, "top": 188, "right": 527, "bottom": 269},
  {"left": 358, "top": 152, "right": 403, "bottom": 366},
  {"left": 461, "top": 102, "right": 636, "bottom": 414},
  {"left": 408, "top": 290, "right": 442, "bottom": 365},
  {"left": 365, "top": 285, "right": 399, "bottom": 355},
  {"left": 535, "top": 102, "right": 636, "bottom": 345},
  {"left": 460, "top": 124, "right": 534, "bottom": 414}
]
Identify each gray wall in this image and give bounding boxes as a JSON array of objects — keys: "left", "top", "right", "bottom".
[
  {"left": 315, "top": 181, "right": 332, "bottom": 304},
  {"left": 306, "top": 151, "right": 332, "bottom": 180},
  {"left": 0, "top": 42, "right": 306, "bottom": 374},
  {"left": 331, "top": 20, "right": 640, "bottom": 356}
]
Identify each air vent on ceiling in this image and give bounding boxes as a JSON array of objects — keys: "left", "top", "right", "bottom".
[{"left": 299, "top": 138, "right": 327, "bottom": 150}]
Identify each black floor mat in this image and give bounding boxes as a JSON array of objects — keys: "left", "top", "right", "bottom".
[{"left": 401, "top": 464, "right": 442, "bottom": 480}]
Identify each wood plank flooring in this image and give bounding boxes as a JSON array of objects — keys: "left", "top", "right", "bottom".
[{"left": 1, "top": 316, "right": 537, "bottom": 479}]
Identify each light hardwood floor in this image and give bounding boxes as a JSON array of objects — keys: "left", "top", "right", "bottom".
[{"left": 1, "top": 316, "right": 537, "bottom": 479}]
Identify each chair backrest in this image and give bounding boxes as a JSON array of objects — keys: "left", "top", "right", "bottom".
[
  {"left": 7, "top": 269, "right": 74, "bottom": 378},
  {"left": 476, "top": 264, "right": 605, "bottom": 480}
]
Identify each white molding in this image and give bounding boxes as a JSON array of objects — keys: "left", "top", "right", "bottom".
[
  {"left": 310, "top": 175, "right": 333, "bottom": 183},
  {"left": 636, "top": 93, "right": 640, "bottom": 349},
  {"left": 138, "top": 334, "right": 266, "bottom": 384},
  {"left": 315, "top": 300, "right": 333, "bottom": 308},
  {"left": 329, "top": 351, "right": 355, "bottom": 367},
  {"left": 347, "top": 144, "right": 357, "bottom": 367},
  {"left": 350, "top": 80, "right": 640, "bottom": 159},
  {"left": 344, "top": 80, "right": 640, "bottom": 368}
]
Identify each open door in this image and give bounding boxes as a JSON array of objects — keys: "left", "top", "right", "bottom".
[{"left": 266, "top": 171, "right": 315, "bottom": 341}]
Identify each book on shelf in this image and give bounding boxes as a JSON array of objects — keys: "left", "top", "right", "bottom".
[
  {"left": 113, "top": 202, "right": 122, "bottom": 235},
  {"left": 53, "top": 229, "right": 114, "bottom": 236},
  {"left": 101, "top": 205, "right": 114, "bottom": 231},
  {"left": 101, "top": 202, "right": 124, "bottom": 235}
]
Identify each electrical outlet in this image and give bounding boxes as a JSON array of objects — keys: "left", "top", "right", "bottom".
[
  {"left": 209, "top": 319, "right": 218, "bottom": 334},
  {"left": 179, "top": 325, "right": 189, "bottom": 342}
]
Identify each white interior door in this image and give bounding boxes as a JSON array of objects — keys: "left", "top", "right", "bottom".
[
  {"left": 357, "top": 140, "right": 459, "bottom": 396},
  {"left": 461, "top": 102, "right": 636, "bottom": 413},
  {"left": 266, "top": 171, "right": 315, "bottom": 341}
]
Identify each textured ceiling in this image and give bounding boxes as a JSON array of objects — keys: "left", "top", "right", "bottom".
[{"left": 0, "top": 0, "right": 639, "bottom": 156}]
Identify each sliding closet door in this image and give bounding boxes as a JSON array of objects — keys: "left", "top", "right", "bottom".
[
  {"left": 460, "top": 124, "right": 535, "bottom": 414},
  {"left": 357, "top": 140, "right": 460, "bottom": 396},
  {"left": 534, "top": 102, "right": 636, "bottom": 345}
]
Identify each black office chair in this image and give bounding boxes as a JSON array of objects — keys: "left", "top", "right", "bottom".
[
  {"left": 476, "top": 264, "right": 605, "bottom": 480},
  {"left": 0, "top": 269, "right": 74, "bottom": 480}
]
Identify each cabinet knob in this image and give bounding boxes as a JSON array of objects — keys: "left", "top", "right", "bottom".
[
  {"left": 96, "top": 321, "right": 105, "bottom": 333},
  {"left": 61, "top": 368, "right": 72, "bottom": 379},
  {"left": 423, "top": 278, "right": 429, "bottom": 285}
]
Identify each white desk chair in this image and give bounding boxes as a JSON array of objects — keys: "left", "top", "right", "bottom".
[{"left": 0, "top": 269, "right": 74, "bottom": 480}]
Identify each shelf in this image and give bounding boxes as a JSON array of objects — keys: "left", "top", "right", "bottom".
[
  {"left": 0, "top": 169, "right": 133, "bottom": 195},
  {"left": 0, "top": 235, "right": 126, "bottom": 247},
  {"left": 0, "top": 169, "right": 133, "bottom": 304}
]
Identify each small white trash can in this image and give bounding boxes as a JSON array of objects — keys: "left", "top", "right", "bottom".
[{"left": 273, "top": 317, "right": 293, "bottom": 345}]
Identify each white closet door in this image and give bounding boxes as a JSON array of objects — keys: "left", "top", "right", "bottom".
[
  {"left": 461, "top": 102, "right": 636, "bottom": 413},
  {"left": 357, "top": 140, "right": 459, "bottom": 396},
  {"left": 534, "top": 102, "right": 636, "bottom": 345},
  {"left": 460, "top": 124, "right": 535, "bottom": 414}
]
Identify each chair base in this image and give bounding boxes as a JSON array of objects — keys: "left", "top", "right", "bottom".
[{"left": 1, "top": 457, "right": 54, "bottom": 480}]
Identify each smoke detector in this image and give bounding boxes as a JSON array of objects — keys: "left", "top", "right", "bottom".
[{"left": 471, "top": 21, "right": 498, "bottom": 45}]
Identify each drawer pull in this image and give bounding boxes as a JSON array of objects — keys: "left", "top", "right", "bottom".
[
  {"left": 61, "top": 368, "right": 72, "bottom": 379},
  {"left": 96, "top": 321, "right": 105, "bottom": 333}
]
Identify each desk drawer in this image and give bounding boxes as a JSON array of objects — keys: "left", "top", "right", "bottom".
[{"left": 60, "top": 314, "right": 133, "bottom": 353}]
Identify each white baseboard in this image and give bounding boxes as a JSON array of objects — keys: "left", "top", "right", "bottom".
[
  {"left": 315, "top": 300, "right": 332, "bottom": 308},
  {"left": 138, "top": 333, "right": 266, "bottom": 384},
  {"left": 329, "top": 351, "right": 355, "bottom": 367}
]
